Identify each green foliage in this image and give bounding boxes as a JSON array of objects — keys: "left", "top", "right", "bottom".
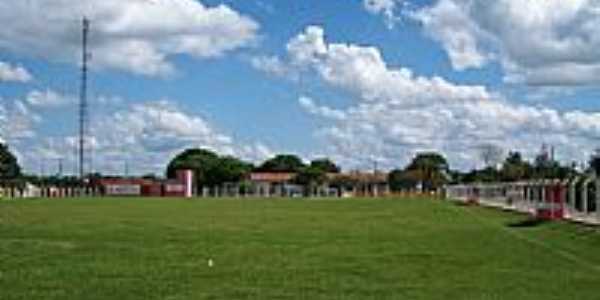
[
  {"left": 295, "top": 158, "right": 341, "bottom": 187},
  {"left": 406, "top": 152, "right": 449, "bottom": 172},
  {"left": 589, "top": 149, "right": 600, "bottom": 175},
  {"left": 501, "top": 151, "right": 532, "bottom": 181},
  {"left": 405, "top": 152, "right": 449, "bottom": 190},
  {"left": 457, "top": 150, "right": 577, "bottom": 184},
  {"left": 0, "top": 143, "right": 21, "bottom": 180},
  {"left": 256, "top": 154, "right": 305, "bottom": 173},
  {"left": 295, "top": 166, "right": 327, "bottom": 186},
  {"left": 388, "top": 169, "right": 420, "bottom": 191},
  {"left": 328, "top": 174, "right": 358, "bottom": 189},
  {"left": 212, "top": 156, "right": 253, "bottom": 184},
  {"left": 166, "top": 148, "right": 252, "bottom": 187},
  {"left": 532, "top": 152, "right": 573, "bottom": 179},
  {"left": 309, "top": 159, "right": 340, "bottom": 173},
  {"left": 463, "top": 167, "right": 502, "bottom": 183},
  {"left": 28, "top": 175, "right": 82, "bottom": 186},
  {"left": 141, "top": 173, "right": 159, "bottom": 180}
]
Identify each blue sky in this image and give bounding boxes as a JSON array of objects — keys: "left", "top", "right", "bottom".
[{"left": 1, "top": 0, "right": 600, "bottom": 175}]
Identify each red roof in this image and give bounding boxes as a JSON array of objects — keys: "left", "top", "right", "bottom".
[
  {"left": 249, "top": 172, "right": 296, "bottom": 183},
  {"left": 97, "top": 178, "right": 156, "bottom": 186}
]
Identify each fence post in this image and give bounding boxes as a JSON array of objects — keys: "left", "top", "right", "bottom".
[{"left": 582, "top": 178, "right": 590, "bottom": 214}]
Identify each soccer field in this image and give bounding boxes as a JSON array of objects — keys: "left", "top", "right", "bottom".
[{"left": 1, "top": 197, "right": 600, "bottom": 299}]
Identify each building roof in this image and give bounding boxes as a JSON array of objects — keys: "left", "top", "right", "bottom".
[
  {"left": 249, "top": 171, "right": 389, "bottom": 184},
  {"left": 249, "top": 172, "right": 296, "bottom": 183},
  {"left": 329, "top": 171, "right": 388, "bottom": 183},
  {"left": 96, "top": 178, "right": 156, "bottom": 186}
]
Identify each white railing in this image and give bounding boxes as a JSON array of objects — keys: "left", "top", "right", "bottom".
[{"left": 445, "top": 178, "right": 600, "bottom": 226}]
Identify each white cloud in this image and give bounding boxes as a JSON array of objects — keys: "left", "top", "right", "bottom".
[
  {"left": 298, "top": 96, "right": 346, "bottom": 121},
  {"left": 287, "top": 26, "right": 490, "bottom": 107},
  {"left": 77, "top": 100, "right": 272, "bottom": 175},
  {"left": 3, "top": 92, "right": 273, "bottom": 175},
  {"left": 287, "top": 26, "right": 329, "bottom": 66},
  {"left": 363, "top": 0, "right": 404, "bottom": 28},
  {"left": 0, "top": 0, "right": 259, "bottom": 77},
  {"left": 0, "top": 99, "right": 39, "bottom": 141},
  {"left": 413, "top": 0, "right": 600, "bottom": 85},
  {"left": 282, "top": 26, "right": 600, "bottom": 170},
  {"left": 250, "top": 55, "right": 297, "bottom": 79},
  {"left": 26, "top": 89, "right": 74, "bottom": 108},
  {"left": 411, "top": 0, "right": 489, "bottom": 70},
  {"left": 0, "top": 61, "right": 32, "bottom": 82}
]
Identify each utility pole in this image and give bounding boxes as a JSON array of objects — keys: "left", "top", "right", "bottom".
[
  {"left": 124, "top": 160, "right": 130, "bottom": 178},
  {"left": 40, "top": 158, "right": 45, "bottom": 177},
  {"left": 373, "top": 159, "right": 378, "bottom": 174},
  {"left": 57, "top": 158, "right": 64, "bottom": 177},
  {"left": 79, "top": 17, "right": 90, "bottom": 180}
]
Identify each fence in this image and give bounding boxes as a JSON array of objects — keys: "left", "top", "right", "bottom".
[
  {"left": 445, "top": 177, "right": 600, "bottom": 225},
  {"left": 0, "top": 184, "right": 102, "bottom": 199},
  {"left": 0, "top": 184, "right": 374, "bottom": 199},
  {"left": 199, "top": 185, "right": 344, "bottom": 198}
]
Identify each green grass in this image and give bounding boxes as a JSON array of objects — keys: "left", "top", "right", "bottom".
[{"left": 1, "top": 197, "right": 600, "bottom": 299}]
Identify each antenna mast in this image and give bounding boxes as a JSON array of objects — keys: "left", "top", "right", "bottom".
[{"left": 79, "top": 17, "right": 90, "bottom": 180}]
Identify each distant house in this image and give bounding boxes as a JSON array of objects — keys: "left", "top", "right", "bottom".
[
  {"left": 95, "top": 170, "right": 193, "bottom": 197},
  {"left": 246, "top": 171, "right": 390, "bottom": 197},
  {"left": 329, "top": 171, "right": 390, "bottom": 197},
  {"left": 248, "top": 172, "right": 303, "bottom": 197}
]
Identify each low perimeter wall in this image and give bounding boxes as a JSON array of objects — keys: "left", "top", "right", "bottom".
[{"left": 445, "top": 178, "right": 600, "bottom": 226}]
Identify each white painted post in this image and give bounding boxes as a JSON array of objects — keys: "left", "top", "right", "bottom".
[
  {"left": 526, "top": 183, "right": 532, "bottom": 212},
  {"left": 569, "top": 178, "right": 577, "bottom": 216},
  {"left": 582, "top": 178, "right": 590, "bottom": 214},
  {"left": 541, "top": 180, "right": 547, "bottom": 211}
]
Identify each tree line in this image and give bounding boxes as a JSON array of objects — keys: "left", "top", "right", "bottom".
[
  {"left": 389, "top": 147, "right": 600, "bottom": 192},
  {"left": 2, "top": 143, "right": 600, "bottom": 191},
  {"left": 166, "top": 148, "right": 341, "bottom": 189}
]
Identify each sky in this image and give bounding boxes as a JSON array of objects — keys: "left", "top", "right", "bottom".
[{"left": 1, "top": 0, "right": 600, "bottom": 176}]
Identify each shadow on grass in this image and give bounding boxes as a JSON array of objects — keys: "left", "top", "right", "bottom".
[
  {"left": 453, "top": 201, "right": 479, "bottom": 207},
  {"left": 507, "top": 218, "right": 548, "bottom": 228}
]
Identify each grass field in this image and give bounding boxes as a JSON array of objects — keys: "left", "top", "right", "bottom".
[{"left": 1, "top": 197, "right": 600, "bottom": 299}]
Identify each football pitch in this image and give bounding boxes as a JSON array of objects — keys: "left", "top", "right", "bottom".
[{"left": 1, "top": 197, "right": 600, "bottom": 299}]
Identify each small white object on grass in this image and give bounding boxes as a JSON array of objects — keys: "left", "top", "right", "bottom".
[{"left": 208, "top": 259, "right": 214, "bottom": 268}]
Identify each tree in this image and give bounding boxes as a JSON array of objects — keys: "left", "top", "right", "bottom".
[
  {"left": 294, "top": 158, "right": 339, "bottom": 189},
  {"left": 388, "top": 169, "right": 420, "bottom": 192},
  {"left": 479, "top": 143, "right": 504, "bottom": 169},
  {"left": 532, "top": 149, "right": 567, "bottom": 179},
  {"left": 405, "top": 152, "right": 449, "bottom": 191},
  {"left": 464, "top": 167, "right": 501, "bottom": 183},
  {"left": 212, "top": 156, "right": 253, "bottom": 184},
  {"left": 256, "top": 154, "right": 305, "bottom": 173},
  {"left": 0, "top": 143, "right": 21, "bottom": 180},
  {"left": 166, "top": 148, "right": 219, "bottom": 183},
  {"left": 589, "top": 148, "right": 600, "bottom": 175},
  {"left": 166, "top": 148, "right": 252, "bottom": 187},
  {"left": 501, "top": 151, "right": 531, "bottom": 181},
  {"left": 406, "top": 152, "right": 449, "bottom": 173},
  {"left": 309, "top": 158, "right": 340, "bottom": 173},
  {"left": 295, "top": 166, "right": 327, "bottom": 187},
  {"left": 505, "top": 151, "right": 524, "bottom": 165}
]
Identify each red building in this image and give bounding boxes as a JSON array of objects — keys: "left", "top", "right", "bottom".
[{"left": 95, "top": 170, "right": 194, "bottom": 198}]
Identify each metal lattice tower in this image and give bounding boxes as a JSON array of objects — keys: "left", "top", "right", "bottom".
[{"left": 79, "top": 17, "right": 90, "bottom": 179}]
